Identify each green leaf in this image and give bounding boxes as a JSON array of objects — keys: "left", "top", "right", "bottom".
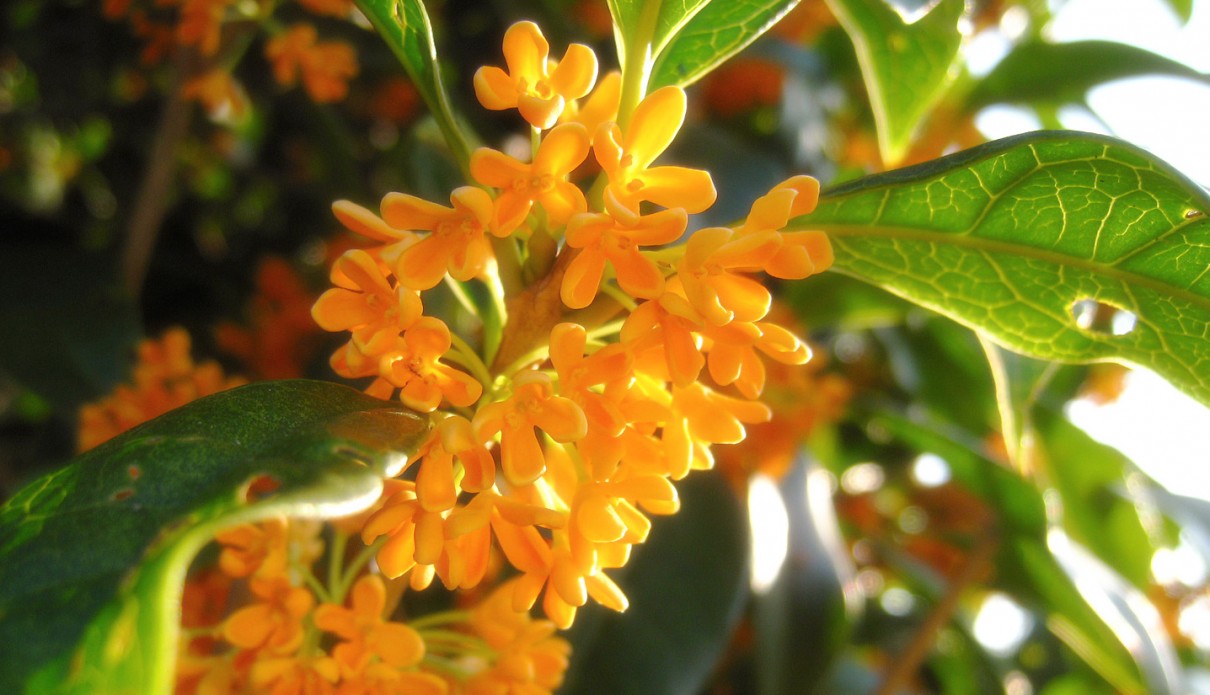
[
  {"left": 796, "top": 131, "right": 1210, "bottom": 407},
  {"left": 354, "top": 0, "right": 473, "bottom": 171},
  {"left": 649, "top": 0, "right": 804, "bottom": 89},
  {"left": 824, "top": 0, "right": 964, "bottom": 165},
  {"left": 1032, "top": 407, "right": 1156, "bottom": 588},
  {"left": 0, "top": 380, "right": 428, "bottom": 694},
  {"left": 561, "top": 471, "right": 748, "bottom": 695},
  {"left": 967, "top": 40, "right": 1210, "bottom": 110},
  {"left": 980, "top": 338, "right": 1058, "bottom": 466},
  {"left": 607, "top": 0, "right": 710, "bottom": 74},
  {"left": 1162, "top": 0, "right": 1193, "bottom": 23}
]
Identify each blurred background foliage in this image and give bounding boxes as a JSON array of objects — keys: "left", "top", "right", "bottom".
[{"left": 2, "top": 0, "right": 1209, "bottom": 693}]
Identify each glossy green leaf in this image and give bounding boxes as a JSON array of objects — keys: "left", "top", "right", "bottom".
[
  {"left": 967, "top": 40, "right": 1210, "bottom": 110},
  {"left": 561, "top": 471, "right": 748, "bottom": 695},
  {"left": 354, "top": 0, "right": 473, "bottom": 170},
  {"left": 650, "top": 0, "right": 803, "bottom": 89},
  {"left": 0, "top": 380, "right": 428, "bottom": 695},
  {"left": 606, "top": 0, "right": 709, "bottom": 81},
  {"left": 824, "top": 0, "right": 964, "bottom": 164},
  {"left": 981, "top": 338, "right": 1058, "bottom": 465},
  {"left": 796, "top": 131, "right": 1210, "bottom": 407}
]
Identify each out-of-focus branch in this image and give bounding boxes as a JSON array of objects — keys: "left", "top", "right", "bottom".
[{"left": 872, "top": 530, "right": 999, "bottom": 695}]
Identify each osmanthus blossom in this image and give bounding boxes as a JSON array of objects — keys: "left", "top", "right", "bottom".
[
  {"left": 473, "top": 21, "right": 598, "bottom": 130},
  {"left": 558, "top": 69, "right": 622, "bottom": 135},
  {"left": 472, "top": 371, "right": 587, "bottom": 486},
  {"left": 561, "top": 195, "right": 687, "bottom": 309},
  {"left": 313, "top": 575, "right": 428, "bottom": 677},
  {"left": 736, "top": 175, "right": 835, "bottom": 279},
  {"left": 311, "top": 249, "right": 423, "bottom": 357},
  {"left": 593, "top": 86, "right": 717, "bottom": 214},
  {"left": 376, "top": 318, "right": 483, "bottom": 413},
  {"left": 470, "top": 122, "right": 592, "bottom": 235},
  {"left": 703, "top": 320, "right": 812, "bottom": 399},
  {"left": 222, "top": 578, "right": 315, "bottom": 656},
  {"left": 380, "top": 186, "right": 498, "bottom": 290},
  {"left": 676, "top": 225, "right": 781, "bottom": 327}
]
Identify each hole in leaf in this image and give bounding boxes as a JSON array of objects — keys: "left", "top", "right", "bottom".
[
  {"left": 243, "top": 474, "right": 281, "bottom": 502},
  {"left": 1071, "top": 298, "right": 1137, "bottom": 336}
]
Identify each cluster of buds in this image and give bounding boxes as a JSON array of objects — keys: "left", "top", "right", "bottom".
[{"left": 173, "top": 18, "right": 833, "bottom": 694}]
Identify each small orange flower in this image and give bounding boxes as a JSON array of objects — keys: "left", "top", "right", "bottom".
[
  {"left": 266, "top": 24, "right": 358, "bottom": 103},
  {"left": 213, "top": 517, "right": 289, "bottom": 579},
  {"left": 465, "top": 580, "right": 571, "bottom": 695},
  {"left": 176, "top": 0, "right": 230, "bottom": 56},
  {"left": 561, "top": 196, "right": 686, "bottom": 308},
  {"left": 704, "top": 321, "right": 811, "bottom": 399},
  {"left": 621, "top": 287, "right": 707, "bottom": 388},
  {"left": 181, "top": 69, "right": 249, "bottom": 120},
  {"left": 247, "top": 655, "right": 339, "bottom": 695},
  {"left": 312, "top": 249, "right": 423, "bottom": 357},
  {"left": 473, "top": 371, "right": 587, "bottom": 486},
  {"left": 470, "top": 123, "right": 591, "bottom": 234},
  {"left": 677, "top": 226, "right": 780, "bottom": 326},
  {"left": 295, "top": 0, "right": 352, "bottom": 18},
  {"left": 314, "top": 575, "right": 426, "bottom": 675},
  {"left": 594, "top": 86, "right": 716, "bottom": 214},
  {"left": 77, "top": 328, "right": 245, "bottom": 451},
  {"left": 222, "top": 577, "right": 314, "bottom": 655},
  {"left": 664, "top": 383, "right": 771, "bottom": 479},
  {"left": 736, "top": 175, "right": 834, "bottom": 279},
  {"left": 380, "top": 186, "right": 497, "bottom": 290},
  {"left": 559, "top": 69, "right": 621, "bottom": 135},
  {"left": 474, "top": 21, "right": 598, "bottom": 129},
  {"left": 377, "top": 318, "right": 483, "bottom": 412}
]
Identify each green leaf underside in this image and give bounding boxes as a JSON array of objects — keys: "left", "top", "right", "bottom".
[
  {"left": 607, "top": 0, "right": 710, "bottom": 71},
  {"left": 0, "top": 380, "right": 427, "bottom": 694},
  {"left": 967, "top": 40, "right": 1210, "bottom": 110},
  {"left": 650, "top": 0, "right": 803, "bottom": 89},
  {"left": 796, "top": 131, "right": 1210, "bottom": 407},
  {"left": 824, "top": 0, "right": 964, "bottom": 165}
]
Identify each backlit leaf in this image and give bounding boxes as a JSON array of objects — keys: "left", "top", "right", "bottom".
[
  {"left": 795, "top": 131, "right": 1210, "bottom": 407},
  {"left": 824, "top": 0, "right": 965, "bottom": 165},
  {"left": 650, "top": 0, "right": 803, "bottom": 89}
]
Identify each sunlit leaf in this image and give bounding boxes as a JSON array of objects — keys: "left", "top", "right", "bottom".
[
  {"left": 562, "top": 472, "right": 748, "bottom": 695},
  {"left": 967, "top": 40, "right": 1210, "bottom": 110},
  {"left": 796, "top": 131, "right": 1210, "bottom": 407},
  {"left": 650, "top": 0, "right": 803, "bottom": 89},
  {"left": 354, "top": 0, "right": 473, "bottom": 169},
  {"left": 606, "top": 0, "right": 712, "bottom": 77},
  {"left": 1032, "top": 407, "right": 1157, "bottom": 589},
  {"left": 0, "top": 381, "right": 428, "bottom": 694},
  {"left": 824, "top": 0, "right": 964, "bottom": 165}
]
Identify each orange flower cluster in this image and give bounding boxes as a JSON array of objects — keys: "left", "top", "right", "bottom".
[
  {"left": 177, "top": 514, "right": 564, "bottom": 694},
  {"left": 77, "top": 327, "right": 245, "bottom": 452},
  {"left": 177, "top": 18, "right": 834, "bottom": 694},
  {"left": 102, "top": 0, "right": 359, "bottom": 109}
]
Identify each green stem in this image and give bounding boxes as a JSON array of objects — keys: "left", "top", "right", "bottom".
[
  {"left": 491, "top": 236, "right": 525, "bottom": 296},
  {"left": 448, "top": 331, "right": 494, "bottom": 388},
  {"left": 617, "top": 0, "right": 663, "bottom": 130},
  {"left": 335, "top": 539, "right": 383, "bottom": 602},
  {"left": 326, "top": 530, "right": 348, "bottom": 598},
  {"left": 599, "top": 282, "right": 638, "bottom": 311},
  {"left": 408, "top": 609, "right": 472, "bottom": 630}
]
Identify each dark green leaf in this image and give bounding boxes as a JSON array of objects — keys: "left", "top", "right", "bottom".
[
  {"left": 0, "top": 380, "right": 428, "bottom": 694},
  {"left": 354, "top": 0, "right": 473, "bottom": 170},
  {"left": 824, "top": 0, "right": 964, "bottom": 164},
  {"left": 650, "top": 0, "right": 803, "bottom": 89},
  {"left": 562, "top": 471, "right": 748, "bottom": 695},
  {"left": 797, "top": 131, "right": 1210, "bottom": 407},
  {"left": 967, "top": 40, "right": 1210, "bottom": 110}
]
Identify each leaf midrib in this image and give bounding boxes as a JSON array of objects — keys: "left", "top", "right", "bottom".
[{"left": 815, "top": 223, "right": 1210, "bottom": 313}]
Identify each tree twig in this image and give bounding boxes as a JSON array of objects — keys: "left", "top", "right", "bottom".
[{"left": 873, "top": 530, "right": 999, "bottom": 695}]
